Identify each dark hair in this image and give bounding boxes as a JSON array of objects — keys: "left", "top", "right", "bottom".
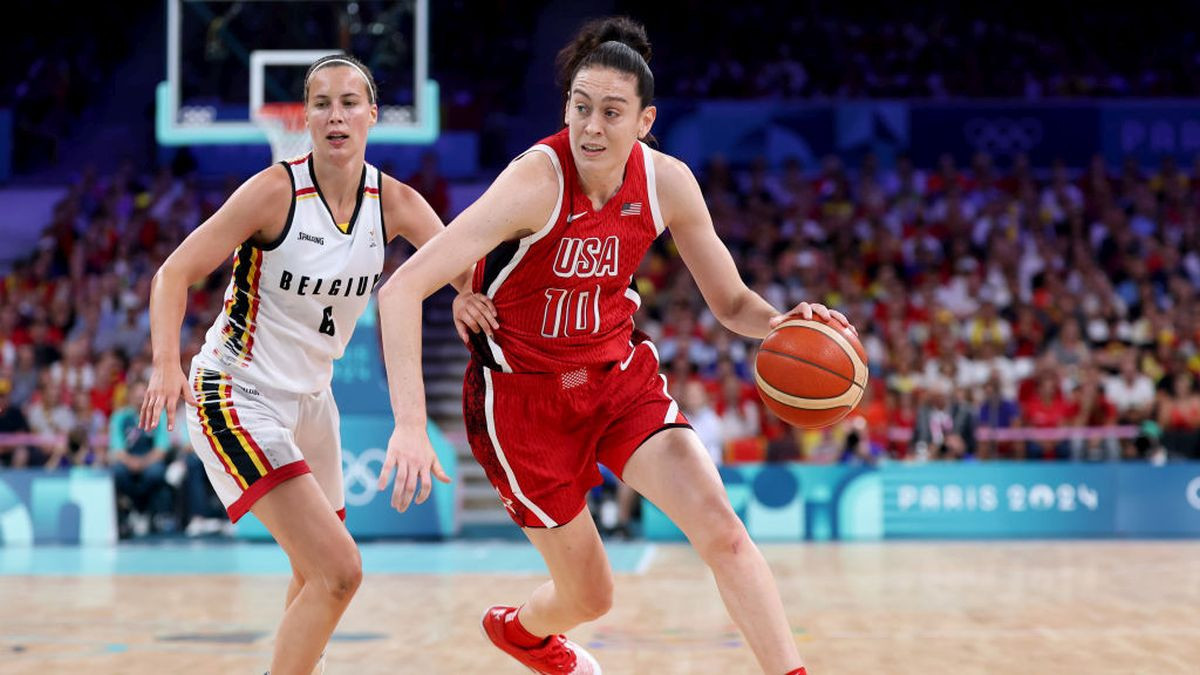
[
  {"left": 556, "top": 16, "right": 654, "bottom": 108},
  {"left": 304, "top": 54, "right": 377, "bottom": 105}
]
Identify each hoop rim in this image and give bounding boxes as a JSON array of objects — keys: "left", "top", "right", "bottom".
[{"left": 256, "top": 102, "right": 307, "bottom": 132}]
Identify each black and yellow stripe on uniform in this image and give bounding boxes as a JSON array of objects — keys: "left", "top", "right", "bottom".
[
  {"left": 221, "top": 245, "right": 264, "bottom": 365},
  {"left": 193, "top": 368, "right": 270, "bottom": 490}
]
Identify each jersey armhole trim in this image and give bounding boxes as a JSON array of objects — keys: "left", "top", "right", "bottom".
[
  {"left": 482, "top": 144, "right": 564, "bottom": 299},
  {"left": 377, "top": 166, "right": 388, "bottom": 242},
  {"left": 511, "top": 144, "right": 564, "bottom": 250},
  {"left": 640, "top": 142, "right": 666, "bottom": 236},
  {"left": 255, "top": 161, "right": 296, "bottom": 251}
]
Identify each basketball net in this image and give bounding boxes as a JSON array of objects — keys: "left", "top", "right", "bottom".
[{"left": 255, "top": 103, "right": 311, "bottom": 163}]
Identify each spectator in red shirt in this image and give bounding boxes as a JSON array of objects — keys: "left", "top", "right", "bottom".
[
  {"left": 406, "top": 151, "right": 450, "bottom": 221},
  {"left": 1021, "top": 373, "right": 1072, "bottom": 459},
  {"left": 1065, "top": 367, "right": 1119, "bottom": 461}
]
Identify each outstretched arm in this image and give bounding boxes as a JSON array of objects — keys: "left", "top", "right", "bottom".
[
  {"left": 140, "top": 166, "right": 292, "bottom": 432},
  {"left": 656, "top": 152, "right": 852, "bottom": 338},
  {"left": 375, "top": 151, "right": 558, "bottom": 512}
]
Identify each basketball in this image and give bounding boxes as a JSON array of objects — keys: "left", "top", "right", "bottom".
[{"left": 753, "top": 318, "right": 869, "bottom": 429}]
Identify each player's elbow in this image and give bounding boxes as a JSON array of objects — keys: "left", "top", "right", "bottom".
[
  {"left": 378, "top": 271, "right": 410, "bottom": 304},
  {"left": 150, "top": 261, "right": 187, "bottom": 298},
  {"left": 708, "top": 291, "right": 748, "bottom": 330},
  {"left": 378, "top": 267, "right": 426, "bottom": 306}
]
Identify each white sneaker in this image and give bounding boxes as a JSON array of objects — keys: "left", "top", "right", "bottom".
[
  {"left": 129, "top": 512, "right": 150, "bottom": 538},
  {"left": 185, "top": 516, "right": 226, "bottom": 537}
]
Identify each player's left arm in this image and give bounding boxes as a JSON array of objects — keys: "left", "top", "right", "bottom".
[{"left": 655, "top": 152, "right": 852, "bottom": 338}]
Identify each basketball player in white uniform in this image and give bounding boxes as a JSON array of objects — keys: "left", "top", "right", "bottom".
[{"left": 139, "top": 55, "right": 493, "bottom": 675}]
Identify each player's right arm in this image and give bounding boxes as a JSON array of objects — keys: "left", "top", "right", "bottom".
[
  {"left": 139, "top": 165, "right": 293, "bottom": 433},
  {"left": 375, "top": 151, "right": 558, "bottom": 512}
]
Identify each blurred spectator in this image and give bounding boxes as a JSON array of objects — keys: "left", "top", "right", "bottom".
[
  {"left": 1157, "top": 373, "right": 1200, "bottom": 459},
  {"left": 912, "top": 380, "right": 976, "bottom": 460},
  {"left": 166, "top": 403, "right": 226, "bottom": 537},
  {"left": 716, "top": 371, "right": 761, "bottom": 448},
  {"left": 48, "top": 337, "right": 95, "bottom": 393},
  {"left": 25, "top": 382, "right": 74, "bottom": 468},
  {"left": 888, "top": 391, "right": 918, "bottom": 459},
  {"left": 1048, "top": 319, "right": 1092, "bottom": 373},
  {"left": 405, "top": 151, "right": 451, "bottom": 221},
  {"left": 1066, "top": 367, "right": 1119, "bottom": 461},
  {"left": 680, "top": 380, "right": 723, "bottom": 465},
  {"left": 1104, "top": 352, "right": 1157, "bottom": 426},
  {"left": 976, "top": 376, "right": 1022, "bottom": 460},
  {"left": 0, "top": 379, "right": 34, "bottom": 468},
  {"left": 108, "top": 380, "right": 171, "bottom": 537},
  {"left": 1020, "top": 372, "right": 1073, "bottom": 459},
  {"left": 8, "top": 345, "right": 39, "bottom": 408},
  {"left": 64, "top": 390, "right": 106, "bottom": 467},
  {"left": 840, "top": 417, "right": 883, "bottom": 466}
]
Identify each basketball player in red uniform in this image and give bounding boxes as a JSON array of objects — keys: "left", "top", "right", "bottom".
[{"left": 376, "top": 18, "right": 850, "bottom": 674}]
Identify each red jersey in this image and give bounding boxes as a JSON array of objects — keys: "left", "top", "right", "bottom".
[{"left": 470, "top": 129, "right": 664, "bottom": 373}]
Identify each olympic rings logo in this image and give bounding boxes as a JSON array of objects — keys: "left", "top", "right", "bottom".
[
  {"left": 1187, "top": 476, "right": 1200, "bottom": 511},
  {"left": 342, "top": 447, "right": 388, "bottom": 507},
  {"left": 963, "top": 117, "right": 1044, "bottom": 154}
]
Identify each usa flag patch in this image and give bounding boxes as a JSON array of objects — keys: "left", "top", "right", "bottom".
[{"left": 620, "top": 202, "right": 642, "bottom": 216}]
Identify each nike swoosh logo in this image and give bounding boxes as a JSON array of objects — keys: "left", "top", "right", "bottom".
[{"left": 566, "top": 211, "right": 587, "bottom": 222}]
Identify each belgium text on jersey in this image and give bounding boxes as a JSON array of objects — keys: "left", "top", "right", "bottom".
[{"left": 279, "top": 271, "right": 383, "bottom": 297}]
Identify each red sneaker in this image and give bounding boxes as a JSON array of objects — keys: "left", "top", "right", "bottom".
[{"left": 481, "top": 605, "right": 602, "bottom": 674}]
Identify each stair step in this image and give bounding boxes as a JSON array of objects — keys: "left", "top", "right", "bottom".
[
  {"left": 422, "top": 361, "right": 469, "bottom": 378},
  {"left": 429, "top": 400, "right": 465, "bottom": 418},
  {"left": 426, "top": 342, "right": 471, "bottom": 359},
  {"left": 462, "top": 483, "right": 506, "bottom": 500},
  {"left": 455, "top": 462, "right": 485, "bottom": 479},
  {"left": 425, "top": 380, "right": 464, "bottom": 397},
  {"left": 458, "top": 506, "right": 515, "bottom": 526}
]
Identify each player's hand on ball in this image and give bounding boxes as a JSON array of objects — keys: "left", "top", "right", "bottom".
[
  {"left": 378, "top": 426, "right": 451, "bottom": 512},
  {"left": 452, "top": 292, "right": 499, "bottom": 344},
  {"left": 770, "top": 301, "right": 856, "bottom": 335}
]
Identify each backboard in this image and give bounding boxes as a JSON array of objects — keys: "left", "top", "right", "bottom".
[{"left": 157, "top": 0, "right": 437, "bottom": 146}]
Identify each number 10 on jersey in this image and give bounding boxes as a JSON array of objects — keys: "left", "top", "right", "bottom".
[{"left": 541, "top": 285, "right": 601, "bottom": 338}]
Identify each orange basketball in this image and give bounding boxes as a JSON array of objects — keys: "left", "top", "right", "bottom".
[{"left": 754, "top": 318, "right": 869, "bottom": 429}]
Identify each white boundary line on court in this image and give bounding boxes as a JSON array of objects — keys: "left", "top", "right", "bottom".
[{"left": 634, "top": 543, "right": 658, "bottom": 575}]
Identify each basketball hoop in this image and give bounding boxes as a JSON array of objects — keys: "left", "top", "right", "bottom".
[{"left": 255, "top": 102, "right": 311, "bottom": 162}]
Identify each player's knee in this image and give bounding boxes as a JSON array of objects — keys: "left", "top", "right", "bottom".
[
  {"left": 693, "top": 512, "right": 752, "bottom": 565},
  {"left": 572, "top": 581, "right": 613, "bottom": 621},
  {"left": 321, "top": 549, "right": 362, "bottom": 602}
]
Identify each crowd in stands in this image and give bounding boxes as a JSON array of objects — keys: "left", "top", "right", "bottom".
[
  {"left": 627, "top": 2, "right": 1200, "bottom": 99},
  {"left": 635, "top": 150, "right": 1200, "bottom": 466},
  {"left": 1, "top": 2, "right": 146, "bottom": 172},
  {"left": 0, "top": 164, "right": 241, "bottom": 537},
  {"left": 4, "top": 147, "right": 1200, "bottom": 537}
]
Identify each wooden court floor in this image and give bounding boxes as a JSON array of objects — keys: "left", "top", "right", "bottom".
[{"left": 1, "top": 541, "right": 1198, "bottom": 674}]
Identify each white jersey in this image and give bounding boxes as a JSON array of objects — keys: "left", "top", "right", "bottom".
[{"left": 197, "top": 155, "right": 386, "bottom": 394}]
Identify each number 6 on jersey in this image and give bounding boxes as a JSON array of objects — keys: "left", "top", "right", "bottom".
[{"left": 319, "top": 305, "right": 336, "bottom": 336}]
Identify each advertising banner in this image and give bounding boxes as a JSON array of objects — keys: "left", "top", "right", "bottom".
[
  {"left": 908, "top": 104, "right": 1099, "bottom": 166},
  {"left": 881, "top": 464, "right": 1114, "bottom": 537},
  {"left": 235, "top": 416, "right": 458, "bottom": 540},
  {"left": 0, "top": 468, "right": 117, "bottom": 545},
  {"left": 643, "top": 463, "right": 1200, "bottom": 541},
  {"left": 1100, "top": 102, "right": 1200, "bottom": 166}
]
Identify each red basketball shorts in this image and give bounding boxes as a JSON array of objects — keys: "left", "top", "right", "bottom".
[{"left": 463, "top": 341, "right": 689, "bottom": 528}]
